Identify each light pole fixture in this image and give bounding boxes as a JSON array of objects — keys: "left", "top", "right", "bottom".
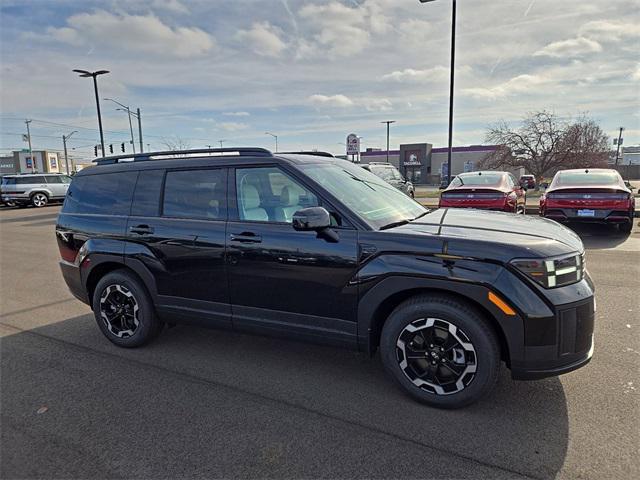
[
  {"left": 105, "top": 97, "right": 136, "bottom": 154},
  {"left": 73, "top": 69, "right": 109, "bottom": 157},
  {"left": 218, "top": 139, "right": 226, "bottom": 148},
  {"left": 419, "top": 0, "right": 456, "bottom": 184},
  {"left": 62, "top": 130, "right": 77, "bottom": 174},
  {"left": 265, "top": 132, "right": 278, "bottom": 152},
  {"left": 381, "top": 121, "right": 395, "bottom": 163}
]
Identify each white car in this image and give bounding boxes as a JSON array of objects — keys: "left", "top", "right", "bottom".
[{"left": 1, "top": 173, "right": 72, "bottom": 208}]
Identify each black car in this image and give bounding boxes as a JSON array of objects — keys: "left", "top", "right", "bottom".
[{"left": 56, "top": 148, "right": 595, "bottom": 409}]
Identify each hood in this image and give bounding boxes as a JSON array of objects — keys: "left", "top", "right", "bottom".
[{"left": 390, "top": 208, "right": 583, "bottom": 259}]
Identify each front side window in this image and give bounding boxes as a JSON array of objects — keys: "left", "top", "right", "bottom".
[
  {"left": 236, "top": 167, "right": 318, "bottom": 223},
  {"left": 163, "top": 169, "right": 225, "bottom": 220},
  {"left": 301, "top": 161, "right": 425, "bottom": 230}
]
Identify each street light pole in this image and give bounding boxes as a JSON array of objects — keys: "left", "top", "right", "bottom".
[
  {"left": 105, "top": 98, "right": 137, "bottom": 154},
  {"left": 381, "top": 121, "right": 395, "bottom": 163},
  {"left": 73, "top": 69, "right": 109, "bottom": 157},
  {"left": 62, "top": 130, "right": 77, "bottom": 175},
  {"left": 614, "top": 127, "right": 624, "bottom": 165},
  {"left": 419, "top": 0, "right": 456, "bottom": 184},
  {"left": 265, "top": 132, "right": 278, "bottom": 152},
  {"left": 136, "top": 108, "right": 143, "bottom": 153},
  {"left": 25, "top": 119, "right": 34, "bottom": 173}
]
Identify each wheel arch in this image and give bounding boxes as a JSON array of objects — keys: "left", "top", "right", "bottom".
[{"left": 358, "top": 277, "right": 518, "bottom": 366}]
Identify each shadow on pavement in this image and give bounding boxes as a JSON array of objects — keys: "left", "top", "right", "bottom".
[{"left": 1, "top": 314, "right": 569, "bottom": 479}]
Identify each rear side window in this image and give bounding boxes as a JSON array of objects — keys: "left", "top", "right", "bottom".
[
  {"left": 46, "top": 175, "right": 64, "bottom": 184},
  {"left": 6, "top": 176, "right": 45, "bottom": 185},
  {"left": 131, "top": 170, "right": 164, "bottom": 217},
  {"left": 63, "top": 172, "right": 137, "bottom": 215},
  {"left": 163, "top": 169, "right": 226, "bottom": 220}
]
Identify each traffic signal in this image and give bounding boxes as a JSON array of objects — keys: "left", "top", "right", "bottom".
[
  {"left": 109, "top": 144, "right": 113, "bottom": 154},
  {"left": 94, "top": 145, "right": 98, "bottom": 157},
  {"left": 121, "top": 142, "right": 125, "bottom": 152}
]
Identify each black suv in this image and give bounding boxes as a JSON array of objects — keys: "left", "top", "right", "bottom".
[{"left": 57, "top": 148, "right": 595, "bottom": 408}]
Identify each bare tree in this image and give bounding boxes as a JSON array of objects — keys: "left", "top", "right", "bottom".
[
  {"left": 480, "top": 111, "right": 609, "bottom": 182},
  {"left": 161, "top": 136, "right": 191, "bottom": 151}
]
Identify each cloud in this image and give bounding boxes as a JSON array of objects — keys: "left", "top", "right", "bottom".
[
  {"left": 632, "top": 65, "right": 640, "bottom": 81},
  {"left": 463, "top": 74, "right": 546, "bottom": 100},
  {"left": 46, "top": 10, "right": 214, "bottom": 58},
  {"left": 236, "top": 22, "right": 287, "bottom": 58},
  {"left": 382, "top": 66, "right": 471, "bottom": 83},
  {"left": 151, "top": 0, "right": 189, "bottom": 14},
  {"left": 219, "top": 122, "right": 249, "bottom": 131},
  {"left": 579, "top": 20, "right": 640, "bottom": 43},
  {"left": 363, "top": 98, "right": 393, "bottom": 112},
  {"left": 534, "top": 37, "right": 602, "bottom": 58},
  {"left": 308, "top": 94, "right": 354, "bottom": 107},
  {"left": 223, "top": 111, "right": 250, "bottom": 117}
]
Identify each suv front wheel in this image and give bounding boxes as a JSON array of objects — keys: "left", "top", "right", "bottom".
[
  {"left": 380, "top": 294, "right": 500, "bottom": 409},
  {"left": 31, "top": 192, "right": 48, "bottom": 208},
  {"left": 92, "top": 269, "right": 163, "bottom": 347}
]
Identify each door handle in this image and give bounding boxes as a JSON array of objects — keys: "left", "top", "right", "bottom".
[
  {"left": 230, "top": 232, "right": 262, "bottom": 243},
  {"left": 130, "top": 224, "right": 154, "bottom": 235}
]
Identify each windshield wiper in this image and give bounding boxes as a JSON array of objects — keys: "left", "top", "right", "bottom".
[
  {"left": 412, "top": 211, "right": 429, "bottom": 221},
  {"left": 379, "top": 219, "right": 410, "bottom": 230}
]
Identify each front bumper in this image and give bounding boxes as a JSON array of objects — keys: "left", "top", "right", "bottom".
[{"left": 510, "top": 295, "right": 595, "bottom": 380}]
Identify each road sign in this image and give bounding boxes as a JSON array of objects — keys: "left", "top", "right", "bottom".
[{"left": 346, "top": 134, "right": 359, "bottom": 155}]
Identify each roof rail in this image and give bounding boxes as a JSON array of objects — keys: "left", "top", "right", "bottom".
[
  {"left": 279, "top": 151, "right": 335, "bottom": 158},
  {"left": 93, "top": 147, "right": 273, "bottom": 165}
]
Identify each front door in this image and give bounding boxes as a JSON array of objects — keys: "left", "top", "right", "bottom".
[
  {"left": 125, "top": 167, "right": 231, "bottom": 328},
  {"left": 226, "top": 165, "right": 359, "bottom": 346}
]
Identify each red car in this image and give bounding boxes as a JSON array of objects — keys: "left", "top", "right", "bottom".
[
  {"left": 540, "top": 168, "right": 635, "bottom": 233},
  {"left": 439, "top": 171, "right": 526, "bottom": 213}
]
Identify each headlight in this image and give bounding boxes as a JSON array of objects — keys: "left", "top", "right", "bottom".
[{"left": 511, "top": 253, "right": 584, "bottom": 288}]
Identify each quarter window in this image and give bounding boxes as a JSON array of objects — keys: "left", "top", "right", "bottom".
[
  {"left": 163, "top": 169, "right": 225, "bottom": 220},
  {"left": 235, "top": 167, "right": 318, "bottom": 223},
  {"left": 45, "top": 175, "right": 64, "bottom": 184},
  {"left": 63, "top": 172, "right": 137, "bottom": 215}
]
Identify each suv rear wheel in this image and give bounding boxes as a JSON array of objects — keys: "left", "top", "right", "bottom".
[
  {"left": 380, "top": 294, "right": 500, "bottom": 409},
  {"left": 92, "top": 269, "right": 163, "bottom": 347},
  {"left": 31, "top": 192, "right": 48, "bottom": 208}
]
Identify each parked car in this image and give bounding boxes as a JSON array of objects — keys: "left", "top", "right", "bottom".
[
  {"left": 540, "top": 168, "right": 634, "bottom": 233},
  {"left": 439, "top": 171, "right": 526, "bottom": 214},
  {"left": 519, "top": 174, "right": 536, "bottom": 190},
  {"left": 0, "top": 175, "right": 15, "bottom": 207},
  {"left": 57, "top": 148, "right": 594, "bottom": 409},
  {"left": 1, "top": 173, "right": 72, "bottom": 207},
  {"left": 361, "top": 162, "right": 414, "bottom": 197}
]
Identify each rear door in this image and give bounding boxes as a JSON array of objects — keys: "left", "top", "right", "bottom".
[
  {"left": 45, "top": 175, "right": 66, "bottom": 198},
  {"left": 125, "top": 167, "right": 231, "bottom": 328}
]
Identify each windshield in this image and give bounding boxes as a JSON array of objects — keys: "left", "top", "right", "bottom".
[
  {"left": 552, "top": 171, "right": 621, "bottom": 187},
  {"left": 301, "top": 161, "right": 426, "bottom": 229},
  {"left": 371, "top": 165, "right": 403, "bottom": 182},
  {"left": 450, "top": 172, "right": 503, "bottom": 187}
]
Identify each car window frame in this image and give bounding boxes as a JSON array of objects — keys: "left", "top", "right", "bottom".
[
  {"left": 160, "top": 167, "right": 228, "bottom": 221},
  {"left": 229, "top": 164, "right": 354, "bottom": 229}
]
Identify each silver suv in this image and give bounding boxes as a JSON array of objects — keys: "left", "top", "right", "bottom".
[
  {"left": 1, "top": 173, "right": 72, "bottom": 208},
  {"left": 362, "top": 162, "right": 415, "bottom": 197}
]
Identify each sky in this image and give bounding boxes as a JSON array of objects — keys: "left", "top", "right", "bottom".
[{"left": 0, "top": 0, "right": 638, "bottom": 163}]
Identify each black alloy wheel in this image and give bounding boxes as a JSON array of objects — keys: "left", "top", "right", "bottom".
[{"left": 99, "top": 284, "right": 140, "bottom": 339}]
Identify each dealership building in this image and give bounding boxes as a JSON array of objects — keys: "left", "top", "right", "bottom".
[
  {"left": 0, "top": 150, "right": 62, "bottom": 175},
  {"left": 358, "top": 143, "right": 505, "bottom": 184}
]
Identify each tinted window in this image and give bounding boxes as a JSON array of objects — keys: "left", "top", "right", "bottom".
[
  {"left": 131, "top": 170, "right": 164, "bottom": 217},
  {"left": 9, "top": 176, "right": 46, "bottom": 185},
  {"left": 46, "top": 175, "right": 63, "bottom": 184},
  {"left": 450, "top": 172, "right": 503, "bottom": 187},
  {"left": 62, "top": 172, "right": 137, "bottom": 215},
  {"left": 163, "top": 169, "right": 225, "bottom": 220},
  {"left": 553, "top": 171, "right": 621, "bottom": 187},
  {"left": 236, "top": 167, "right": 318, "bottom": 223}
]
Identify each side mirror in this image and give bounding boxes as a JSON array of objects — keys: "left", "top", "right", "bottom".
[{"left": 292, "top": 207, "right": 331, "bottom": 231}]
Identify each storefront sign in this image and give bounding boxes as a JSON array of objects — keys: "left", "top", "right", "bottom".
[{"left": 346, "top": 134, "right": 359, "bottom": 155}]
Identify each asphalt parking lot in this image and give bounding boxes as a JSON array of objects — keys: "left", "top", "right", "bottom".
[{"left": 1, "top": 205, "right": 638, "bottom": 479}]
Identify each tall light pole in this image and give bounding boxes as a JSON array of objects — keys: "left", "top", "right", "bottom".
[
  {"left": 614, "top": 127, "right": 624, "bottom": 165},
  {"left": 218, "top": 139, "right": 226, "bottom": 148},
  {"left": 73, "top": 69, "right": 109, "bottom": 157},
  {"left": 381, "top": 121, "right": 395, "bottom": 163},
  {"left": 420, "top": 0, "right": 456, "bottom": 184},
  {"left": 25, "top": 119, "right": 34, "bottom": 173},
  {"left": 62, "top": 130, "right": 77, "bottom": 174},
  {"left": 265, "top": 132, "right": 278, "bottom": 152},
  {"left": 104, "top": 98, "right": 136, "bottom": 153}
]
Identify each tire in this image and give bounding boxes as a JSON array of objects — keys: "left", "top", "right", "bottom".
[
  {"left": 619, "top": 219, "right": 633, "bottom": 234},
  {"left": 380, "top": 294, "right": 501, "bottom": 409},
  {"left": 92, "top": 269, "right": 163, "bottom": 348},
  {"left": 31, "top": 192, "right": 48, "bottom": 208}
]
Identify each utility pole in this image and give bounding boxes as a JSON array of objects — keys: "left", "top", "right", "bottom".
[
  {"left": 614, "top": 127, "right": 624, "bottom": 165},
  {"left": 62, "top": 131, "right": 77, "bottom": 175},
  {"left": 73, "top": 69, "right": 109, "bottom": 156},
  {"left": 104, "top": 98, "right": 137, "bottom": 154},
  {"left": 137, "top": 108, "right": 143, "bottom": 153},
  {"left": 25, "top": 119, "right": 34, "bottom": 173},
  {"left": 381, "top": 121, "right": 395, "bottom": 163}
]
